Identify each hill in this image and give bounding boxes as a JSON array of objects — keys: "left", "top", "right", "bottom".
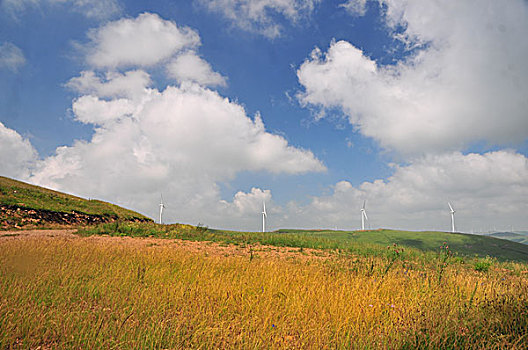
[
  {"left": 0, "top": 176, "right": 151, "bottom": 229},
  {"left": 488, "top": 231, "right": 528, "bottom": 245},
  {"left": 275, "top": 228, "right": 528, "bottom": 263}
]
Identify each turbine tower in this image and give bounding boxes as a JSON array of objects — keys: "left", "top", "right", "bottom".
[
  {"left": 262, "top": 201, "right": 267, "bottom": 232},
  {"left": 361, "top": 200, "right": 368, "bottom": 230},
  {"left": 159, "top": 194, "right": 165, "bottom": 224},
  {"left": 448, "top": 202, "right": 456, "bottom": 233}
]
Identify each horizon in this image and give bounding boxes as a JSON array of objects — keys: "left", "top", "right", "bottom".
[{"left": 1, "top": 0, "right": 528, "bottom": 232}]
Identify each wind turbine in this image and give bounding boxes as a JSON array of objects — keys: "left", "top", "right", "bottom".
[
  {"left": 159, "top": 194, "right": 165, "bottom": 224},
  {"left": 262, "top": 201, "right": 267, "bottom": 232},
  {"left": 361, "top": 200, "right": 368, "bottom": 230},
  {"left": 448, "top": 202, "right": 456, "bottom": 233}
]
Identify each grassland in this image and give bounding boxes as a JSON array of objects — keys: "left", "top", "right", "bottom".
[
  {"left": 1, "top": 231, "right": 527, "bottom": 349},
  {"left": 79, "top": 222, "right": 528, "bottom": 263}
]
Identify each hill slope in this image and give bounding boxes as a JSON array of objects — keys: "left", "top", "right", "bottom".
[
  {"left": 275, "top": 228, "right": 528, "bottom": 263},
  {"left": 488, "top": 231, "right": 528, "bottom": 245},
  {"left": 0, "top": 176, "right": 151, "bottom": 229}
]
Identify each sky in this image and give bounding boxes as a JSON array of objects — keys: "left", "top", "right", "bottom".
[{"left": 1, "top": 0, "right": 528, "bottom": 233}]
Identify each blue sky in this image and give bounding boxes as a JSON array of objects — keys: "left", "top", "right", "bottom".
[{"left": 1, "top": 0, "right": 528, "bottom": 232}]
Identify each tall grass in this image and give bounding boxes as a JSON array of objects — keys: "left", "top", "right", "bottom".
[{"left": 1, "top": 235, "right": 527, "bottom": 349}]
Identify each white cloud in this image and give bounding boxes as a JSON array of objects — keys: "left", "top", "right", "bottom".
[
  {"left": 224, "top": 187, "right": 272, "bottom": 215},
  {"left": 215, "top": 187, "right": 274, "bottom": 230},
  {"left": 339, "top": 0, "right": 367, "bottom": 16},
  {"left": 1, "top": 0, "right": 121, "bottom": 20},
  {"left": 298, "top": 0, "right": 528, "bottom": 155},
  {"left": 65, "top": 70, "right": 152, "bottom": 100},
  {"left": 30, "top": 82, "right": 325, "bottom": 228},
  {"left": 0, "top": 122, "right": 38, "bottom": 179},
  {"left": 270, "top": 151, "right": 528, "bottom": 232},
  {"left": 23, "top": 12, "right": 322, "bottom": 229},
  {"left": 167, "top": 51, "right": 227, "bottom": 87},
  {"left": 72, "top": 95, "right": 135, "bottom": 125},
  {"left": 83, "top": 13, "right": 200, "bottom": 68},
  {"left": 197, "top": 0, "right": 320, "bottom": 38},
  {"left": 0, "top": 42, "right": 26, "bottom": 72}
]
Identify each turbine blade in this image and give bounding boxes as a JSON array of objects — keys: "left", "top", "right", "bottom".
[
  {"left": 362, "top": 200, "right": 366, "bottom": 209},
  {"left": 364, "top": 211, "right": 368, "bottom": 221},
  {"left": 448, "top": 202, "right": 454, "bottom": 212}
]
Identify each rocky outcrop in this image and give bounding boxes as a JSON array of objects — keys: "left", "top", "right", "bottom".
[{"left": 0, "top": 205, "right": 149, "bottom": 229}]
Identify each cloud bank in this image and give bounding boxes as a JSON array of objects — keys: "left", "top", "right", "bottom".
[
  {"left": 274, "top": 151, "right": 528, "bottom": 232},
  {"left": 30, "top": 81, "right": 324, "bottom": 227},
  {"left": 0, "top": 122, "right": 37, "bottom": 179},
  {"left": 298, "top": 0, "right": 528, "bottom": 155},
  {"left": 22, "top": 12, "right": 324, "bottom": 229}
]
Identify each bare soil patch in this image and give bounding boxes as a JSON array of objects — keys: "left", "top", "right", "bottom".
[{"left": 0, "top": 229, "right": 336, "bottom": 261}]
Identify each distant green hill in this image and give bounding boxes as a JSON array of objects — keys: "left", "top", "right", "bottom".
[
  {"left": 1, "top": 176, "right": 151, "bottom": 229},
  {"left": 275, "top": 228, "right": 528, "bottom": 263},
  {"left": 488, "top": 231, "right": 528, "bottom": 245}
]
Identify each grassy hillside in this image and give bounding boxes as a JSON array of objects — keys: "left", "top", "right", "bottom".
[
  {"left": 0, "top": 176, "right": 151, "bottom": 226},
  {"left": 276, "top": 229, "right": 528, "bottom": 263}
]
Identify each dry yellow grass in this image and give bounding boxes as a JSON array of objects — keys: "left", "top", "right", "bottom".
[{"left": 0, "top": 231, "right": 527, "bottom": 349}]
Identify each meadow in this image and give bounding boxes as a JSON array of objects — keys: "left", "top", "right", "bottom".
[{"left": 1, "top": 229, "right": 527, "bottom": 349}]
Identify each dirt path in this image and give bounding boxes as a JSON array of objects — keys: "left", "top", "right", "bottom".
[{"left": 0, "top": 229, "right": 336, "bottom": 261}]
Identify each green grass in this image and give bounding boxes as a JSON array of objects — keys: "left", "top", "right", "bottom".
[
  {"left": 0, "top": 176, "right": 150, "bottom": 222},
  {"left": 79, "top": 222, "right": 528, "bottom": 263}
]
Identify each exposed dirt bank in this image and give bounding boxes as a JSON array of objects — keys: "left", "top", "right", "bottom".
[{"left": 0, "top": 205, "right": 149, "bottom": 230}]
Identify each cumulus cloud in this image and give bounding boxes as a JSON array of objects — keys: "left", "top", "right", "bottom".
[
  {"left": 72, "top": 95, "right": 136, "bottom": 125},
  {"left": 0, "top": 122, "right": 38, "bottom": 179},
  {"left": 1, "top": 0, "right": 121, "bottom": 20},
  {"left": 167, "top": 51, "right": 227, "bottom": 87},
  {"left": 271, "top": 151, "right": 528, "bottom": 232},
  {"left": 222, "top": 187, "right": 271, "bottom": 214},
  {"left": 0, "top": 42, "right": 26, "bottom": 72},
  {"left": 298, "top": 0, "right": 528, "bottom": 155},
  {"left": 197, "top": 0, "right": 320, "bottom": 38},
  {"left": 65, "top": 70, "right": 152, "bottom": 100},
  {"left": 18, "top": 11, "right": 323, "bottom": 229},
  {"left": 214, "top": 187, "right": 274, "bottom": 230},
  {"left": 82, "top": 12, "right": 200, "bottom": 68},
  {"left": 30, "top": 82, "right": 325, "bottom": 228}
]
